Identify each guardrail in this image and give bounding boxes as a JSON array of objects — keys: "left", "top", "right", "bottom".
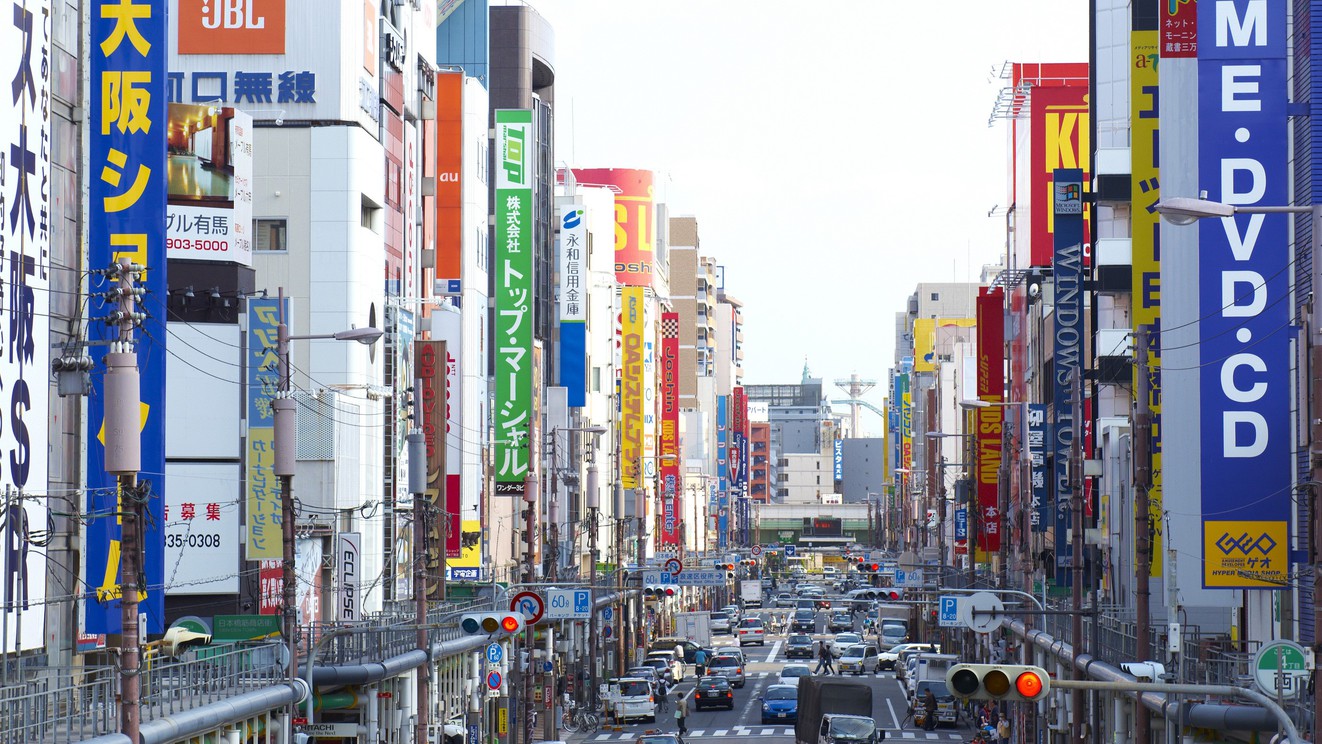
[{"left": 0, "top": 665, "right": 118, "bottom": 744}]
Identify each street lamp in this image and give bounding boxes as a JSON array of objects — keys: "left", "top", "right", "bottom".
[
  {"left": 1156, "top": 196, "right": 1322, "bottom": 740},
  {"left": 273, "top": 302, "right": 383, "bottom": 701}
]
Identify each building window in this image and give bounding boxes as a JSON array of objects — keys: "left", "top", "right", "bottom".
[
  {"left": 592, "top": 366, "right": 601, "bottom": 393},
  {"left": 255, "top": 219, "right": 287, "bottom": 251},
  {"left": 361, "top": 195, "right": 382, "bottom": 232},
  {"left": 931, "top": 292, "right": 939, "bottom": 301}
]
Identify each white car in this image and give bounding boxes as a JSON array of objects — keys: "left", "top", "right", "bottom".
[
  {"left": 828, "top": 632, "right": 862, "bottom": 658},
  {"left": 710, "top": 611, "right": 732, "bottom": 635},
  {"left": 736, "top": 617, "right": 766, "bottom": 646},
  {"left": 644, "top": 652, "right": 685, "bottom": 684},
  {"left": 778, "top": 664, "right": 813, "bottom": 686},
  {"left": 880, "top": 643, "right": 938, "bottom": 671},
  {"left": 606, "top": 677, "right": 658, "bottom": 722},
  {"left": 838, "top": 644, "right": 881, "bottom": 675}
]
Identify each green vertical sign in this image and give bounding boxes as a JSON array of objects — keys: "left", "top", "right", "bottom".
[{"left": 494, "top": 109, "right": 534, "bottom": 496}]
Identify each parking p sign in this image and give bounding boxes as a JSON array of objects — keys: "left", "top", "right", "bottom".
[
  {"left": 546, "top": 589, "right": 591, "bottom": 619},
  {"left": 938, "top": 596, "right": 961, "bottom": 628}
]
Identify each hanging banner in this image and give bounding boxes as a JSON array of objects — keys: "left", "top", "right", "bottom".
[
  {"left": 975, "top": 287, "right": 1004, "bottom": 554},
  {"left": 1027, "top": 404, "right": 1051, "bottom": 533},
  {"left": 87, "top": 0, "right": 169, "bottom": 635},
  {"left": 1197, "top": 0, "right": 1289, "bottom": 589},
  {"left": 1052, "top": 167, "right": 1085, "bottom": 587},
  {"left": 621, "top": 287, "right": 646, "bottom": 490},
  {"left": 493, "top": 109, "right": 533, "bottom": 496},
  {"left": 336, "top": 532, "right": 361, "bottom": 623},
  {"left": 558, "top": 204, "right": 588, "bottom": 406},
  {"left": 417, "top": 340, "right": 449, "bottom": 598},
  {"left": 716, "top": 395, "right": 729, "bottom": 549},
  {"left": 659, "top": 313, "right": 680, "bottom": 547}
]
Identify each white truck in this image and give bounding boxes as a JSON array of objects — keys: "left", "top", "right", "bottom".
[
  {"left": 740, "top": 579, "right": 763, "bottom": 608},
  {"left": 673, "top": 610, "right": 712, "bottom": 647},
  {"left": 908, "top": 653, "right": 961, "bottom": 728}
]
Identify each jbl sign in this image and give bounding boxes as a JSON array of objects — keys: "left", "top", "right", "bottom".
[{"left": 179, "top": 0, "right": 286, "bottom": 55}]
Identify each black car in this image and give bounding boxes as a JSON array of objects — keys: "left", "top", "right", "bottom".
[
  {"left": 693, "top": 675, "right": 735, "bottom": 711},
  {"left": 828, "top": 612, "right": 853, "bottom": 632},
  {"left": 785, "top": 633, "right": 815, "bottom": 659},
  {"left": 648, "top": 638, "right": 710, "bottom": 664},
  {"left": 790, "top": 609, "right": 816, "bottom": 634}
]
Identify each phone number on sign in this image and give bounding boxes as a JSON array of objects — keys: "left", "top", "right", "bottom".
[
  {"left": 167, "top": 238, "right": 230, "bottom": 253},
  {"left": 165, "top": 533, "right": 223, "bottom": 549}
]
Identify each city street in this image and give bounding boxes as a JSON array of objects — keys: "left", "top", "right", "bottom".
[{"left": 568, "top": 625, "right": 975, "bottom": 742}]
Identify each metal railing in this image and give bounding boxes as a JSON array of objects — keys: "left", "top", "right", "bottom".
[{"left": 0, "top": 665, "right": 119, "bottom": 744}]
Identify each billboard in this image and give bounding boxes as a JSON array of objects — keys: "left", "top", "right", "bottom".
[
  {"left": 177, "top": 0, "right": 286, "bottom": 55},
  {"left": 659, "top": 313, "right": 680, "bottom": 547},
  {"left": 621, "top": 287, "right": 646, "bottom": 490},
  {"left": 912, "top": 318, "right": 976, "bottom": 373},
  {"left": 1030, "top": 85, "right": 1091, "bottom": 266},
  {"left": 1052, "top": 168, "right": 1085, "bottom": 587},
  {"left": 1027, "top": 404, "right": 1050, "bottom": 532},
  {"left": 493, "top": 109, "right": 533, "bottom": 497},
  {"left": 1197, "top": 0, "right": 1289, "bottom": 589},
  {"left": 975, "top": 288, "right": 1004, "bottom": 554},
  {"left": 1161, "top": 0, "right": 1198, "bottom": 57},
  {"left": 164, "top": 463, "right": 240, "bottom": 595},
  {"left": 336, "top": 531, "right": 360, "bottom": 623},
  {"left": 245, "top": 298, "right": 286, "bottom": 561},
  {"left": 166, "top": 103, "right": 253, "bottom": 264},
  {"left": 87, "top": 0, "right": 169, "bottom": 635},
  {"left": 569, "top": 168, "right": 655, "bottom": 286},
  {"left": 417, "top": 340, "right": 448, "bottom": 598},
  {"left": 435, "top": 71, "right": 463, "bottom": 293},
  {"left": 431, "top": 310, "right": 464, "bottom": 559},
  {"left": 559, "top": 204, "right": 588, "bottom": 406},
  {"left": 716, "top": 395, "right": 729, "bottom": 549}
]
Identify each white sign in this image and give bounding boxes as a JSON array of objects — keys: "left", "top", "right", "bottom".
[
  {"left": 165, "top": 105, "right": 254, "bottom": 265},
  {"left": 301, "top": 722, "right": 357, "bottom": 737},
  {"left": 641, "top": 570, "right": 727, "bottom": 587},
  {"left": 336, "top": 532, "right": 361, "bottom": 622},
  {"left": 1252, "top": 640, "right": 1309, "bottom": 699},
  {"left": 557, "top": 203, "right": 587, "bottom": 323},
  {"left": 958, "top": 591, "right": 1006, "bottom": 634},
  {"left": 901, "top": 569, "right": 924, "bottom": 588},
  {"left": 545, "top": 588, "right": 592, "bottom": 619},
  {"left": 164, "top": 462, "right": 241, "bottom": 595},
  {"left": 938, "top": 596, "right": 961, "bottom": 628}
]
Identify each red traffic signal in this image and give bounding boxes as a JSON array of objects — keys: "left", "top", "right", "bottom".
[{"left": 663, "top": 586, "right": 676, "bottom": 597}]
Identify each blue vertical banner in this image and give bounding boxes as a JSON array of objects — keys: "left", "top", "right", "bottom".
[
  {"left": 1051, "top": 167, "right": 1083, "bottom": 588},
  {"left": 86, "top": 0, "right": 168, "bottom": 634},
  {"left": 246, "top": 299, "right": 289, "bottom": 561},
  {"left": 833, "top": 439, "right": 843, "bottom": 481},
  {"left": 557, "top": 203, "right": 587, "bottom": 407},
  {"left": 1196, "top": 0, "right": 1289, "bottom": 589},
  {"left": 1027, "top": 404, "right": 1051, "bottom": 533},
  {"left": 716, "top": 394, "right": 729, "bottom": 549},
  {"left": 954, "top": 507, "right": 968, "bottom": 541}
]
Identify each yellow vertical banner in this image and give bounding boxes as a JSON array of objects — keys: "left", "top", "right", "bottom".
[
  {"left": 1131, "top": 29, "right": 1162, "bottom": 577},
  {"left": 621, "top": 286, "right": 646, "bottom": 489}
]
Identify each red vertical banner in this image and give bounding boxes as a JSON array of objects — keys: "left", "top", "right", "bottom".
[
  {"left": 660, "top": 313, "right": 681, "bottom": 547},
  {"left": 1160, "top": 0, "right": 1197, "bottom": 58},
  {"left": 417, "top": 341, "right": 448, "bottom": 599},
  {"left": 976, "top": 288, "right": 1005, "bottom": 553}
]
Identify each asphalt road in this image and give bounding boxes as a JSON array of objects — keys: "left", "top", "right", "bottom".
[{"left": 566, "top": 621, "right": 976, "bottom": 743}]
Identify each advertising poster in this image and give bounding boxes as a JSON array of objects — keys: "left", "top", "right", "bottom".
[
  {"left": 975, "top": 288, "right": 1004, "bottom": 554},
  {"left": 559, "top": 204, "right": 588, "bottom": 406},
  {"left": 435, "top": 71, "right": 463, "bottom": 293},
  {"left": 716, "top": 395, "right": 729, "bottom": 549},
  {"left": 417, "top": 340, "right": 448, "bottom": 598},
  {"left": 87, "top": 0, "right": 168, "bottom": 635},
  {"left": 1030, "top": 84, "right": 1091, "bottom": 267},
  {"left": 1161, "top": 0, "right": 1197, "bottom": 57},
  {"left": 245, "top": 299, "right": 287, "bottom": 561},
  {"left": 569, "top": 168, "right": 655, "bottom": 286},
  {"left": 432, "top": 310, "right": 464, "bottom": 559},
  {"left": 164, "top": 463, "right": 240, "bottom": 595},
  {"left": 1197, "top": 0, "right": 1289, "bottom": 589},
  {"left": 166, "top": 103, "right": 253, "bottom": 265},
  {"left": 494, "top": 109, "right": 533, "bottom": 496},
  {"left": 621, "top": 287, "right": 646, "bottom": 490}
]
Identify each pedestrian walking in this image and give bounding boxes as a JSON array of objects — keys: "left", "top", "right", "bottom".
[
  {"left": 922, "top": 688, "right": 938, "bottom": 731},
  {"left": 674, "top": 691, "right": 688, "bottom": 744},
  {"left": 814, "top": 640, "right": 835, "bottom": 675}
]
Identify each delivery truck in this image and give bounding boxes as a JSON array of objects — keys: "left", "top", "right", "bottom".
[
  {"left": 673, "top": 610, "right": 712, "bottom": 647},
  {"left": 795, "top": 676, "right": 883, "bottom": 744},
  {"left": 740, "top": 579, "right": 763, "bottom": 608}
]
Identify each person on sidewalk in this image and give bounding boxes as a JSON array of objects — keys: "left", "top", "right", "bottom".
[{"left": 674, "top": 691, "right": 688, "bottom": 744}]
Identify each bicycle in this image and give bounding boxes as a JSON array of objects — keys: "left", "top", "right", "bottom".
[{"left": 560, "top": 699, "right": 599, "bottom": 734}]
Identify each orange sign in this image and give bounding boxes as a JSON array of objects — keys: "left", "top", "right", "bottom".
[
  {"left": 177, "top": 0, "right": 286, "bottom": 55},
  {"left": 435, "top": 72, "right": 464, "bottom": 287}
]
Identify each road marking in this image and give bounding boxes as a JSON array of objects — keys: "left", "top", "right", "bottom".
[
  {"left": 760, "top": 728, "right": 775, "bottom": 735},
  {"left": 593, "top": 735, "right": 612, "bottom": 741},
  {"left": 886, "top": 697, "right": 901, "bottom": 729},
  {"left": 713, "top": 729, "right": 728, "bottom": 736},
  {"left": 764, "top": 640, "right": 782, "bottom": 662}
]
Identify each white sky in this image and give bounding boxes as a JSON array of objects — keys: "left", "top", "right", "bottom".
[{"left": 530, "top": 0, "right": 1089, "bottom": 418}]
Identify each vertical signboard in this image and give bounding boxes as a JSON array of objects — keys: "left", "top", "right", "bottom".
[
  {"left": 248, "top": 299, "right": 290, "bottom": 562},
  {"left": 833, "top": 439, "right": 844, "bottom": 481},
  {"left": 716, "top": 395, "right": 729, "bottom": 549},
  {"left": 165, "top": 104, "right": 253, "bottom": 264},
  {"left": 432, "top": 310, "right": 464, "bottom": 560},
  {"left": 569, "top": 168, "right": 655, "bottom": 286},
  {"left": 87, "top": 0, "right": 168, "bottom": 634},
  {"left": 1132, "top": 9, "right": 1164, "bottom": 575},
  {"left": 0, "top": 0, "right": 50, "bottom": 651},
  {"left": 1052, "top": 168, "right": 1085, "bottom": 587},
  {"left": 435, "top": 71, "right": 463, "bottom": 294},
  {"left": 1027, "top": 404, "right": 1051, "bottom": 532},
  {"left": 898, "top": 374, "right": 912, "bottom": 473},
  {"left": 494, "top": 109, "right": 533, "bottom": 497},
  {"left": 659, "top": 313, "right": 680, "bottom": 547},
  {"left": 389, "top": 306, "right": 415, "bottom": 599},
  {"left": 1031, "top": 85, "right": 1091, "bottom": 266},
  {"left": 1161, "top": 0, "right": 1198, "bottom": 57},
  {"left": 417, "top": 340, "right": 449, "bottom": 598},
  {"left": 975, "top": 288, "right": 1004, "bottom": 554},
  {"left": 621, "top": 287, "right": 646, "bottom": 490},
  {"left": 559, "top": 204, "right": 588, "bottom": 406},
  {"left": 1197, "top": 0, "right": 1288, "bottom": 589},
  {"left": 336, "top": 532, "right": 361, "bottom": 623}
]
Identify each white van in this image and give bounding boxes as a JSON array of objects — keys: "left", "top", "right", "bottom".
[{"left": 605, "top": 677, "right": 657, "bottom": 723}]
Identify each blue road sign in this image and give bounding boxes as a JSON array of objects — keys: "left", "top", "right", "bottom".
[
  {"left": 574, "top": 589, "right": 591, "bottom": 615},
  {"left": 486, "top": 670, "right": 502, "bottom": 690},
  {"left": 602, "top": 607, "right": 613, "bottom": 621},
  {"left": 939, "top": 596, "right": 960, "bottom": 628},
  {"left": 604, "top": 626, "right": 613, "bottom": 638},
  {"left": 468, "top": 724, "right": 480, "bottom": 744},
  {"left": 785, "top": 545, "right": 797, "bottom": 557},
  {"left": 486, "top": 643, "right": 503, "bottom": 664},
  {"left": 895, "top": 570, "right": 906, "bottom": 585}
]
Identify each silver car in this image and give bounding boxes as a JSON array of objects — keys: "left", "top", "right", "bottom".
[{"left": 706, "top": 653, "right": 746, "bottom": 688}]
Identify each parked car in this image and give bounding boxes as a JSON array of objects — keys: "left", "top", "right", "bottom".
[
  {"left": 736, "top": 617, "right": 766, "bottom": 646},
  {"left": 648, "top": 638, "right": 710, "bottom": 664},
  {"left": 786, "top": 633, "right": 815, "bottom": 659},
  {"left": 775, "top": 592, "right": 796, "bottom": 608},
  {"left": 693, "top": 676, "right": 735, "bottom": 711},
  {"left": 778, "top": 664, "right": 812, "bottom": 687},
  {"left": 710, "top": 611, "right": 732, "bottom": 635},
  {"left": 640, "top": 655, "right": 684, "bottom": 684},
  {"left": 880, "top": 643, "right": 939, "bottom": 671},
  {"left": 606, "top": 677, "right": 658, "bottom": 722},
  {"left": 790, "top": 609, "right": 817, "bottom": 634},
  {"left": 760, "top": 684, "right": 800, "bottom": 724},
  {"left": 828, "top": 632, "right": 862, "bottom": 658},
  {"left": 706, "top": 654, "right": 746, "bottom": 688},
  {"left": 838, "top": 644, "right": 881, "bottom": 675},
  {"left": 828, "top": 612, "right": 853, "bottom": 633}
]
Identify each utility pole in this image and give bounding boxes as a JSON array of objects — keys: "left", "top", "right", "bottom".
[
  {"left": 1071, "top": 366, "right": 1086, "bottom": 740},
  {"left": 408, "top": 376, "right": 430, "bottom": 744},
  {"left": 273, "top": 292, "right": 299, "bottom": 701},
  {"left": 1134, "top": 328, "right": 1153, "bottom": 744},
  {"left": 586, "top": 463, "right": 600, "bottom": 712},
  {"left": 105, "top": 257, "right": 144, "bottom": 742},
  {"left": 1310, "top": 202, "right": 1322, "bottom": 744}
]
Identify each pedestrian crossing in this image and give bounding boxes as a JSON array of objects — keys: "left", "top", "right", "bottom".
[{"left": 586, "top": 729, "right": 965, "bottom": 740}]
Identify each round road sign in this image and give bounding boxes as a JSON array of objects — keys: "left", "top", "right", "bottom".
[
  {"left": 486, "top": 670, "right": 503, "bottom": 690},
  {"left": 750, "top": 545, "right": 763, "bottom": 557},
  {"left": 511, "top": 591, "right": 545, "bottom": 624},
  {"left": 603, "top": 625, "right": 613, "bottom": 639},
  {"left": 958, "top": 591, "right": 1006, "bottom": 634},
  {"left": 663, "top": 557, "right": 683, "bottom": 576},
  {"left": 1253, "top": 640, "right": 1308, "bottom": 698}
]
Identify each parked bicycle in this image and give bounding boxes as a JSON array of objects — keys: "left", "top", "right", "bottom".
[{"left": 560, "top": 698, "right": 599, "bottom": 733}]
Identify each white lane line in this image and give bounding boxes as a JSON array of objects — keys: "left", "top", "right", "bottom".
[
  {"left": 713, "top": 729, "right": 728, "bottom": 736},
  {"left": 760, "top": 728, "right": 775, "bottom": 736},
  {"left": 689, "top": 731, "right": 704, "bottom": 737},
  {"left": 764, "top": 640, "right": 783, "bottom": 662},
  {"left": 900, "top": 732, "right": 916, "bottom": 739},
  {"left": 886, "top": 697, "right": 901, "bottom": 729},
  {"left": 592, "top": 735, "right": 611, "bottom": 741}
]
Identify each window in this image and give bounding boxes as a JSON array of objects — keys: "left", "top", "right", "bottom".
[
  {"left": 361, "top": 195, "right": 382, "bottom": 232},
  {"left": 931, "top": 292, "right": 939, "bottom": 301},
  {"left": 255, "top": 219, "right": 287, "bottom": 251}
]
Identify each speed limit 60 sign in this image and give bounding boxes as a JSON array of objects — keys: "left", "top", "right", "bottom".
[{"left": 545, "top": 589, "right": 590, "bottom": 619}]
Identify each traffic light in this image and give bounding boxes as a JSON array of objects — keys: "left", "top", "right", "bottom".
[
  {"left": 644, "top": 585, "right": 678, "bottom": 599},
  {"left": 460, "top": 612, "right": 525, "bottom": 637},
  {"left": 946, "top": 664, "right": 1051, "bottom": 702},
  {"left": 162, "top": 626, "right": 212, "bottom": 658},
  {"left": 663, "top": 586, "right": 677, "bottom": 598},
  {"left": 881, "top": 589, "right": 903, "bottom": 601}
]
